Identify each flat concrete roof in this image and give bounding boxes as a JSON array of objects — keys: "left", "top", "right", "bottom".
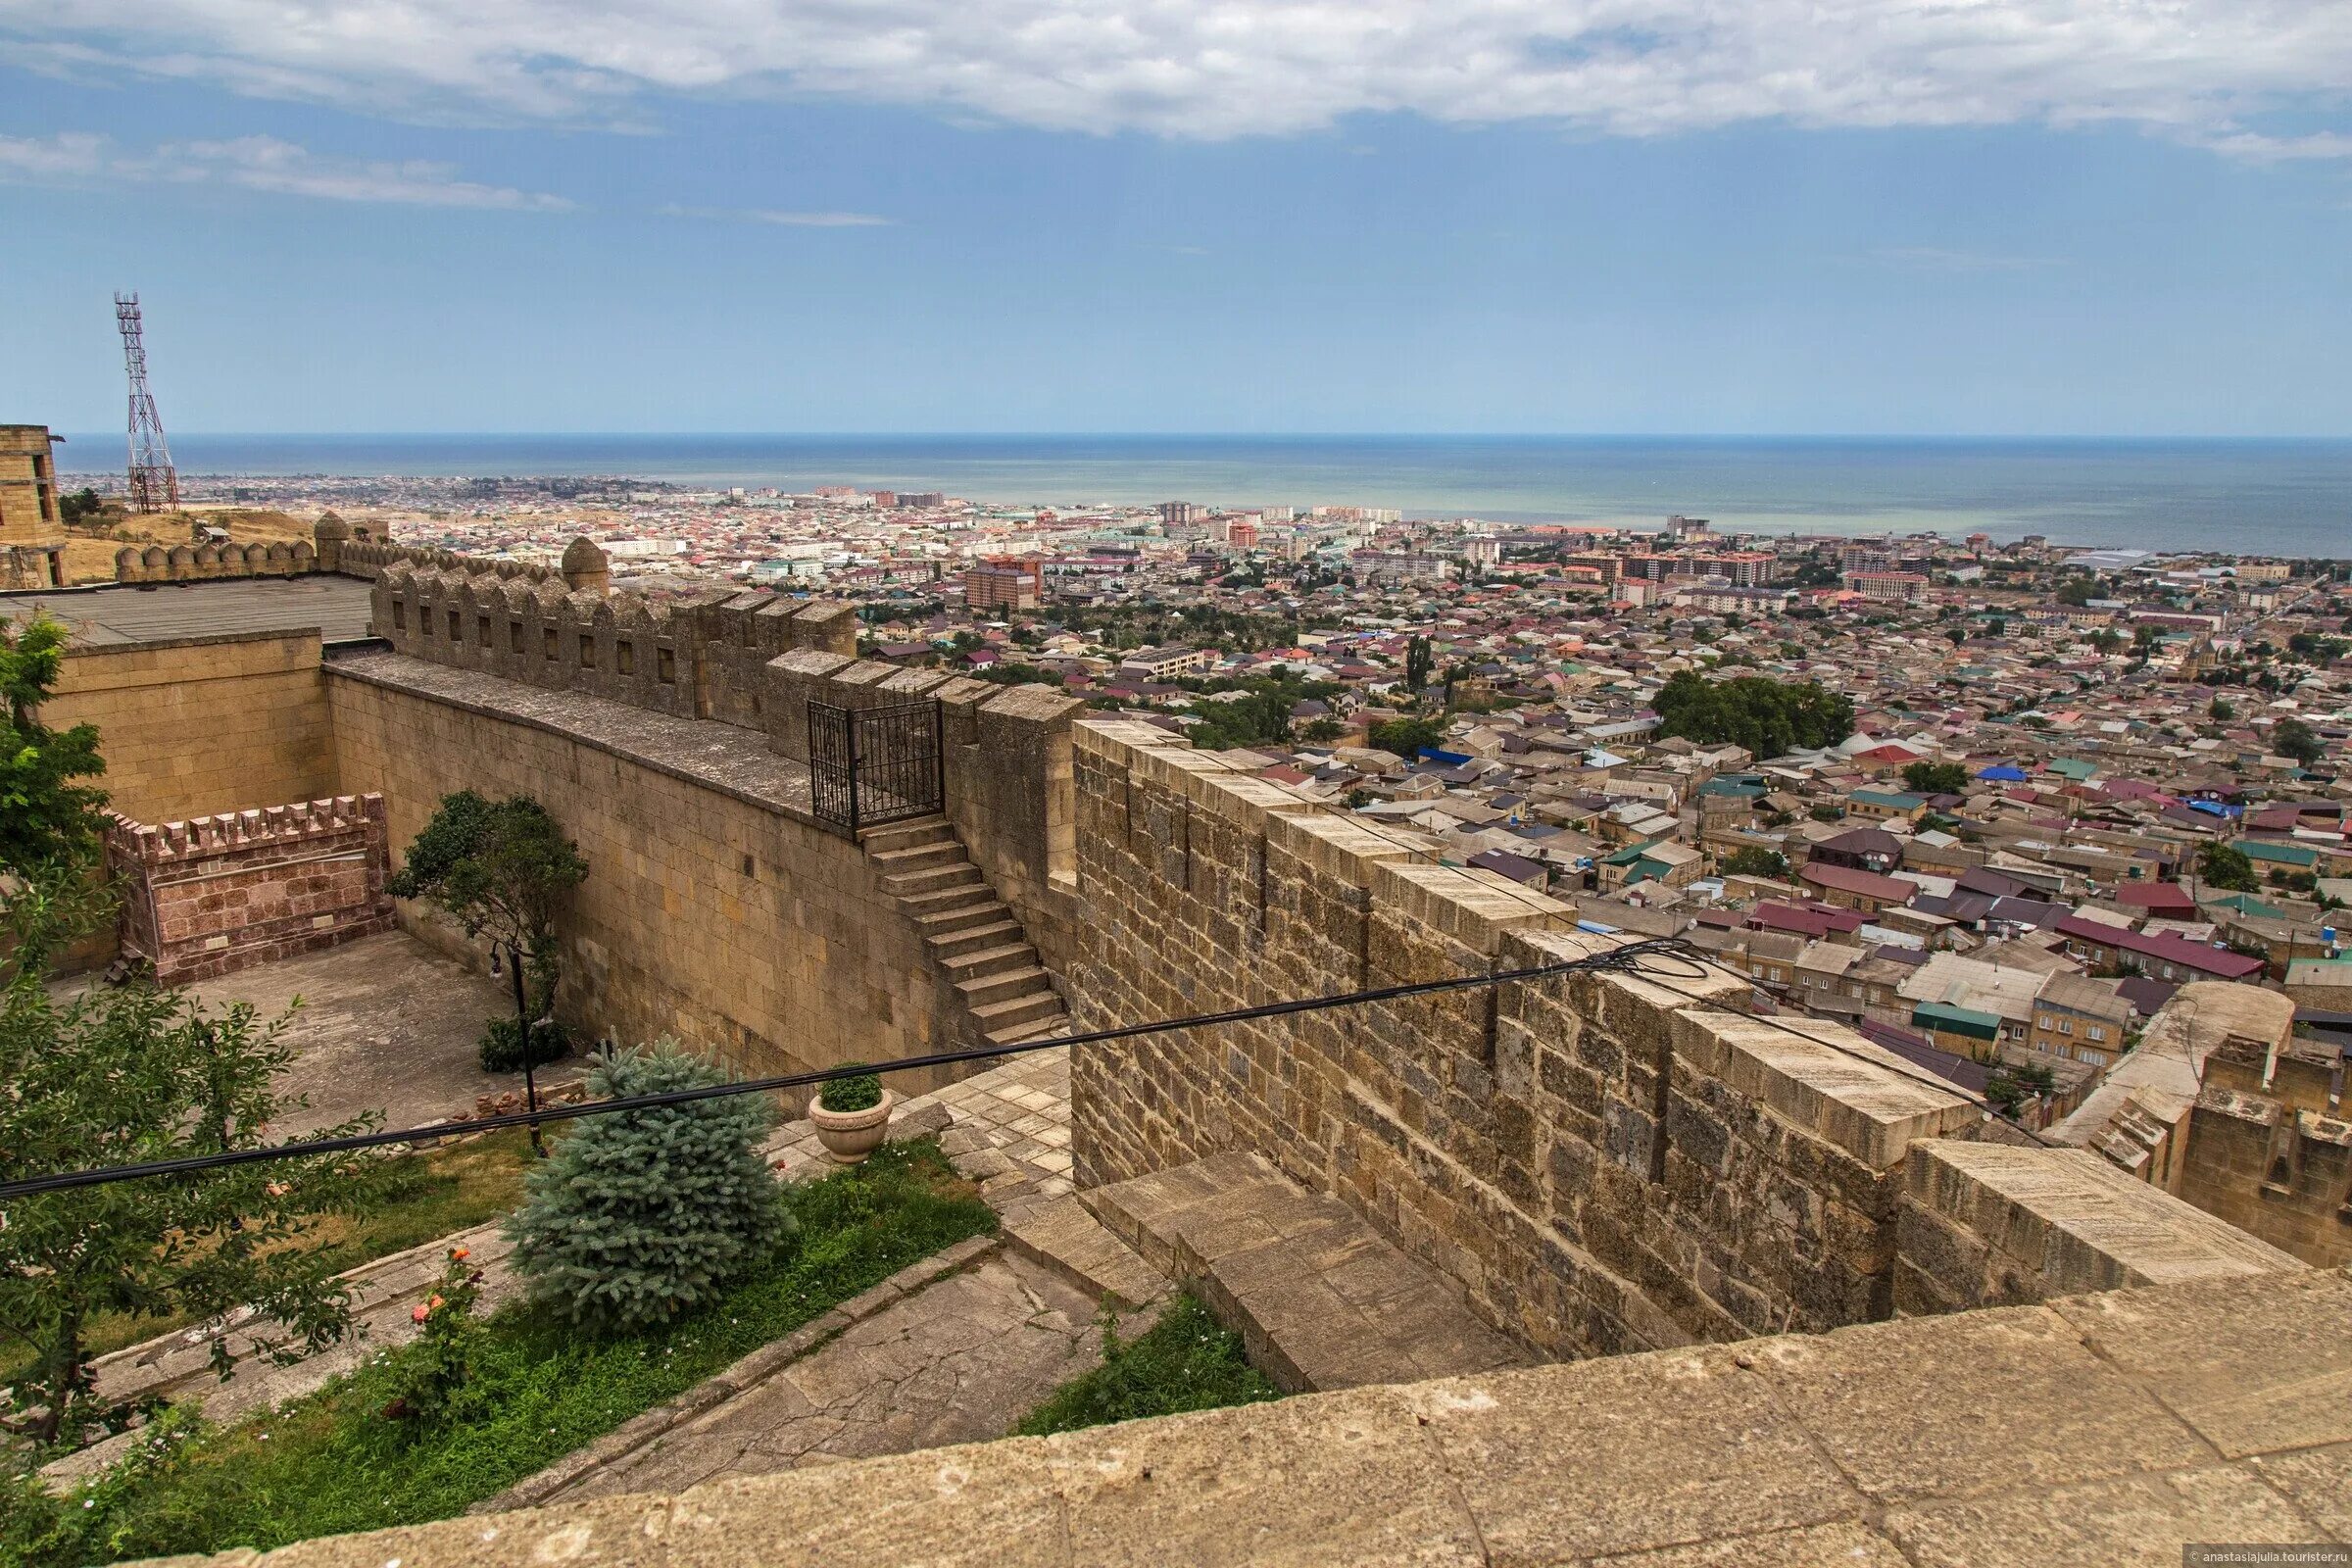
[{"left": 0, "top": 575, "right": 375, "bottom": 646}]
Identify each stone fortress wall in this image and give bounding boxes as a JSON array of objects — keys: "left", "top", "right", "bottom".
[
  {"left": 1061, "top": 717, "right": 2301, "bottom": 1360},
  {"left": 35, "top": 521, "right": 2320, "bottom": 1365},
  {"left": 105, "top": 793, "right": 394, "bottom": 985},
  {"left": 38, "top": 631, "right": 338, "bottom": 824},
  {"left": 2180, "top": 1034, "right": 2352, "bottom": 1268}
]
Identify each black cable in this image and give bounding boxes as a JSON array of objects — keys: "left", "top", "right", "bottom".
[
  {"left": 1643, "top": 951, "right": 2062, "bottom": 1148},
  {"left": 0, "top": 935, "right": 1695, "bottom": 1199},
  {"left": 0, "top": 931, "right": 2057, "bottom": 1196}
]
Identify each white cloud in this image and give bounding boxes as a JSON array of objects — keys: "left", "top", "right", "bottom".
[
  {"left": 6, "top": 0, "right": 2351, "bottom": 151},
  {"left": 0, "top": 130, "right": 572, "bottom": 207},
  {"left": 659, "top": 203, "right": 893, "bottom": 225}
]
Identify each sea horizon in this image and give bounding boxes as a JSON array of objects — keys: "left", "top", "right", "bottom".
[{"left": 56, "top": 431, "right": 2352, "bottom": 557}]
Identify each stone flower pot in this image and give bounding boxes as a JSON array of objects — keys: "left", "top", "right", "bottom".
[{"left": 808, "top": 1090, "right": 894, "bottom": 1164}]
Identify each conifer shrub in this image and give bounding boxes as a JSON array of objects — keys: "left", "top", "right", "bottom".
[
  {"left": 817, "top": 1063, "right": 884, "bottom": 1113},
  {"left": 507, "top": 1040, "right": 785, "bottom": 1333}
]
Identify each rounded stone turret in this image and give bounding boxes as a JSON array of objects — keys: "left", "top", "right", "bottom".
[
  {"left": 313, "top": 511, "right": 352, "bottom": 572},
  {"left": 561, "top": 535, "right": 612, "bottom": 596}
]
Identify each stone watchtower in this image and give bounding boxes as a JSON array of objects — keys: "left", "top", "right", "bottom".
[
  {"left": 0, "top": 423, "right": 67, "bottom": 589},
  {"left": 562, "top": 536, "right": 612, "bottom": 596}
]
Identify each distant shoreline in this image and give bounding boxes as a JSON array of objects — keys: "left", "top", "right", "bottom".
[{"left": 54, "top": 432, "right": 2352, "bottom": 558}]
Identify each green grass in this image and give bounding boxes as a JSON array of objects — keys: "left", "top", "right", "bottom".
[
  {"left": 4, "top": 1140, "right": 994, "bottom": 1568},
  {"left": 1012, "top": 1294, "right": 1282, "bottom": 1438},
  {"left": 0, "top": 1130, "right": 536, "bottom": 1394}
]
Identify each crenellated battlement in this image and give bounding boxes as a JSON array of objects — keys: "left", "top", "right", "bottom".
[
  {"left": 112, "top": 538, "right": 318, "bottom": 582},
  {"left": 105, "top": 792, "right": 394, "bottom": 985},
  {"left": 368, "top": 565, "right": 857, "bottom": 723},
  {"left": 105, "top": 793, "right": 387, "bottom": 863}
]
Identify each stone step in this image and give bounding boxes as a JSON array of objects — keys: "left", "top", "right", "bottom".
[
  {"left": 983, "top": 1017, "right": 1070, "bottom": 1048},
  {"left": 970, "top": 992, "right": 1065, "bottom": 1033},
  {"left": 1001, "top": 1195, "right": 1170, "bottom": 1311},
  {"left": 858, "top": 816, "right": 953, "bottom": 853},
  {"left": 900, "top": 884, "right": 1000, "bottom": 919},
  {"left": 913, "top": 905, "right": 1011, "bottom": 941},
  {"left": 927, "top": 919, "right": 1025, "bottom": 959},
  {"left": 881, "top": 863, "right": 983, "bottom": 899},
  {"left": 868, "top": 841, "right": 966, "bottom": 874},
  {"left": 956, "top": 965, "right": 1055, "bottom": 1008},
  {"left": 1079, "top": 1152, "right": 1532, "bottom": 1396},
  {"left": 940, "top": 942, "right": 1039, "bottom": 982}
]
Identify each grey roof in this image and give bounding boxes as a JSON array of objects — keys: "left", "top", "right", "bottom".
[{"left": 0, "top": 577, "right": 376, "bottom": 647}]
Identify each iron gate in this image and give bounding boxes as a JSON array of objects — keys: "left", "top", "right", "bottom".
[{"left": 808, "top": 698, "right": 945, "bottom": 834}]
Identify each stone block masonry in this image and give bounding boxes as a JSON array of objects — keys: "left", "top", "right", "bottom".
[
  {"left": 325, "top": 651, "right": 998, "bottom": 1094},
  {"left": 1064, "top": 718, "right": 2306, "bottom": 1363},
  {"left": 106, "top": 794, "right": 394, "bottom": 986},
  {"left": 142, "top": 1263, "right": 2352, "bottom": 1568},
  {"left": 36, "top": 630, "right": 336, "bottom": 824}
]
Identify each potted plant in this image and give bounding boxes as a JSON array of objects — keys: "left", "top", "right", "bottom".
[{"left": 808, "top": 1063, "right": 893, "bottom": 1164}]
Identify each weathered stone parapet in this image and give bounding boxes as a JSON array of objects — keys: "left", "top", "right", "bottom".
[
  {"left": 104, "top": 793, "right": 393, "bottom": 985},
  {"left": 134, "top": 1263, "right": 2352, "bottom": 1568},
  {"left": 1064, "top": 717, "right": 2298, "bottom": 1361},
  {"left": 369, "top": 567, "right": 855, "bottom": 728},
  {"left": 1896, "top": 1138, "right": 2304, "bottom": 1316},
  {"left": 112, "top": 538, "right": 318, "bottom": 583}
]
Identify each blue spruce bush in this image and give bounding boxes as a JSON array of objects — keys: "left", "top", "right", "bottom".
[{"left": 507, "top": 1039, "right": 786, "bottom": 1333}]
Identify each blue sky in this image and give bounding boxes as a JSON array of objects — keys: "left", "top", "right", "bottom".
[{"left": 4, "top": 0, "right": 2350, "bottom": 436}]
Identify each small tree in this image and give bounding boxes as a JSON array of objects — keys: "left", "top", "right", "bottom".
[
  {"left": 507, "top": 1040, "right": 783, "bottom": 1334},
  {"left": 1366, "top": 714, "right": 1446, "bottom": 758},
  {"left": 1984, "top": 1060, "right": 2056, "bottom": 1118},
  {"left": 1901, "top": 760, "right": 1971, "bottom": 797},
  {"left": 0, "top": 890, "right": 382, "bottom": 1448},
  {"left": 1, "top": 613, "right": 109, "bottom": 883},
  {"left": 2197, "top": 842, "right": 2260, "bottom": 894},
  {"left": 1403, "top": 634, "right": 1434, "bottom": 692},
  {"left": 1718, "top": 847, "right": 1790, "bottom": 880},
  {"left": 388, "top": 791, "right": 587, "bottom": 1070},
  {"left": 2274, "top": 717, "right": 2326, "bottom": 768}
]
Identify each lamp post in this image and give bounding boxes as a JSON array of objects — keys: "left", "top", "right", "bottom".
[{"left": 495, "top": 939, "right": 547, "bottom": 1158}]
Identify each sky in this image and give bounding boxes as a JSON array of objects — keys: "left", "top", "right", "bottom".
[{"left": 3, "top": 0, "right": 2351, "bottom": 436}]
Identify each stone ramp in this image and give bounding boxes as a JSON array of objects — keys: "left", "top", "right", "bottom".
[{"left": 1080, "top": 1152, "right": 1532, "bottom": 1393}]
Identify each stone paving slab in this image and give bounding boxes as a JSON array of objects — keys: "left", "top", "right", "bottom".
[
  {"left": 1081, "top": 1151, "right": 1532, "bottom": 1394},
  {"left": 551, "top": 1249, "right": 1113, "bottom": 1503}
]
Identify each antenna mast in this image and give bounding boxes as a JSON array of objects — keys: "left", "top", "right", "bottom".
[{"left": 116, "top": 292, "right": 179, "bottom": 513}]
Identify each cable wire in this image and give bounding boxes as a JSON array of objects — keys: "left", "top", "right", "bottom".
[{"left": 0, "top": 935, "right": 1694, "bottom": 1199}]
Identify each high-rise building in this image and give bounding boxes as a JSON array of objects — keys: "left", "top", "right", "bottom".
[
  {"left": 1155, "top": 501, "right": 1201, "bottom": 525},
  {"left": 0, "top": 424, "right": 67, "bottom": 589},
  {"left": 964, "top": 556, "right": 1044, "bottom": 612}
]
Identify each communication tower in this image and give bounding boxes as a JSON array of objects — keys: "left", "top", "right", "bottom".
[{"left": 116, "top": 292, "right": 179, "bottom": 513}]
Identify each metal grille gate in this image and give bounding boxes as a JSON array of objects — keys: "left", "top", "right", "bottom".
[{"left": 807, "top": 699, "right": 945, "bottom": 834}]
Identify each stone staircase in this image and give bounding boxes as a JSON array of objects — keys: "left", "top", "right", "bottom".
[
  {"left": 1080, "top": 1152, "right": 1533, "bottom": 1394},
  {"left": 859, "top": 815, "right": 1069, "bottom": 1048}
]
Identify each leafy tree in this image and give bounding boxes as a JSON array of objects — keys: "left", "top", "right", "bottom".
[
  {"left": 2197, "top": 842, "right": 2259, "bottom": 893},
  {"left": 2273, "top": 717, "right": 2327, "bottom": 768},
  {"left": 1651, "top": 670, "right": 1854, "bottom": 757},
  {"left": 388, "top": 792, "right": 588, "bottom": 1070},
  {"left": 1184, "top": 688, "right": 1298, "bottom": 752},
  {"left": 1901, "top": 760, "right": 1971, "bottom": 796},
  {"left": 508, "top": 1041, "right": 783, "bottom": 1334},
  {"left": 2209, "top": 697, "right": 2236, "bottom": 721},
  {"left": 1718, "top": 847, "right": 1790, "bottom": 880},
  {"left": 2055, "top": 576, "right": 2095, "bottom": 607},
  {"left": 56, "top": 488, "right": 106, "bottom": 528},
  {"left": 1403, "top": 634, "right": 1434, "bottom": 692},
  {"left": 1366, "top": 714, "right": 1447, "bottom": 758},
  {"left": 0, "top": 613, "right": 109, "bottom": 882},
  {"left": 0, "top": 890, "right": 381, "bottom": 1448},
  {"left": 1984, "top": 1059, "right": 2055, "bottom": 1118}
]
